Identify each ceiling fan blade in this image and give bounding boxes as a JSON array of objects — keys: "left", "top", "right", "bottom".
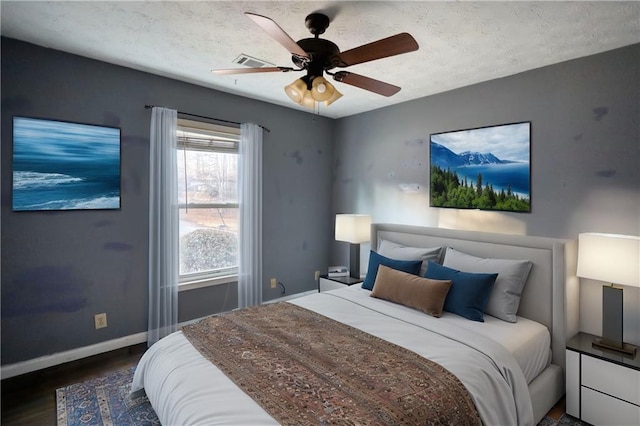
[
  {"left": 245, "top": 12, "right": 310, "bottom": 60},
  {"left": 333, "top": 71, "right": 400, "bottom": 97},
  {"left": 212, "top": 67, "right": 293, "bottom": 75},
  {"left": 338, "top": 33, "right": 418, "bottom": 67}
]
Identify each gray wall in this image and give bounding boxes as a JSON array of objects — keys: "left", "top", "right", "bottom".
[
  {"left": 1, "top": 37, "right": 334, "bottom": 364},
  {"left": 3, "top": 36, "right": 639, "bottom": 365},
  {"left": 331, "top": 44, "right": 640, "bottom": 345}
]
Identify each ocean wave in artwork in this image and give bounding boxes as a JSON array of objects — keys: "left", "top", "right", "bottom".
[
  {"left": 12, "top": 171, "right": 83, "bottom": 190},
  {"left": 12, "top": 170, "right": 120, "bottom": 211},
  {"left": 14, "top": 194, "right": 120, "bottom": 211}
]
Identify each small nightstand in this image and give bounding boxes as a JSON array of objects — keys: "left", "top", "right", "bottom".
[
  {"left": 318, "top": 275, "right": 363, "bottom": 292},
  {"left": 566, "top": 332, "right": 640, "bottom": 425}
]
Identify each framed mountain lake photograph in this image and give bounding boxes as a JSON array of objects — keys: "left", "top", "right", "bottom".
[
  {"left": 12, "top": 116, "right": 121, "bottom": 211},
  {"left": 429, "top": 121, "right": 531, "bottom": 212}
]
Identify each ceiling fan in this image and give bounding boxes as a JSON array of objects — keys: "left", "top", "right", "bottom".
[{"left": 212, "top": 12, "right": 419, "bottom": 108}]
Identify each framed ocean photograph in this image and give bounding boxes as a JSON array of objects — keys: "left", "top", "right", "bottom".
[
  {"left": 12, "top": 116, "right": 121, "bottom": 211},
  {"left": 429, "top": 121, "right": 531, "bottom": 212}
]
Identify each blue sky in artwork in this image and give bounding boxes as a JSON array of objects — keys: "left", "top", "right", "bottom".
[{"left": 431, "top": 122, "right": 530, "bottom": 162}]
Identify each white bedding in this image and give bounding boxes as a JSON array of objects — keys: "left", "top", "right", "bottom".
[
  {"left": 432, "top": 303, "right": 552, "bottom": 384},
  {"left": 132, "top": 285, "right": 537, "bottom": 426}
]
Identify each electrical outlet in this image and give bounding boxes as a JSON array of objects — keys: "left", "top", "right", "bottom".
[
  {"left": 314, "top": 270, "right": 320, "bottom": 281},
  {"left": 270, "top": 278, "right": 277, "bottom": 288},
  {"left": 94, "top": 313, "right": 107, "bottom": 329}
]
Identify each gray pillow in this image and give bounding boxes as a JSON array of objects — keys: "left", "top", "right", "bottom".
[
  {"left": 378, "top": 239, "right": 443, "bottom": 276},
  {"left": 442, "top": 247, "right": 533, "bottom": 323}
]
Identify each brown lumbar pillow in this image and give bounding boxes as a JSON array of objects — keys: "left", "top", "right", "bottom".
[{"left": 371, "top": 265, "right": 452, "bottom": 317}]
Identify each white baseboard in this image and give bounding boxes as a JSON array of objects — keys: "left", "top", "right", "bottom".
[
  {"left": 1, "top": 291, "right": 318, "bottom": 380},
  {"left": 1, "top": 331, "right": 148, "bottom": 380}
]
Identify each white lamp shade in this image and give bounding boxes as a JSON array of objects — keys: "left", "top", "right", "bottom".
[
  {"left": 335, "top": 214, "right": 371, "bottom": 244},
  {"left": 577, "top": 233, "right": 640, "bottom": 287}
]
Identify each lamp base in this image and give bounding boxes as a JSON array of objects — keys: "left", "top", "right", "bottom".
[
  {"left": 349, "top": 243, "right": 360, "bottom": 279},
  {"left": 592, "top": 338, "right": 638, "bottom": 357}
]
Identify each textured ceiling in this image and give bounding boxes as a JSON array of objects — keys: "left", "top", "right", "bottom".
[{"left": 1, "top": 1, "right": 639, "bottom": 119}]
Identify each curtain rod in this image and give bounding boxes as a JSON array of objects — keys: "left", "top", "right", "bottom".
[{"left": 144, "top": 104, "right": 270, "bottom": 133}]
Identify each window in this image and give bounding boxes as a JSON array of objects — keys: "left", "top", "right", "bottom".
[{"left": 176, "top": 119, "right": 239, "bottom": 285}]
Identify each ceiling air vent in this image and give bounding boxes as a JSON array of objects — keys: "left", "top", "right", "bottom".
[{"left": 233, "top": 54, "right": 274, "bottom": 68}]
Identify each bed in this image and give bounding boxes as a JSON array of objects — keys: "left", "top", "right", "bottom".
[{"left": 132, "top": 223, "right": 578, "bottom": 425}]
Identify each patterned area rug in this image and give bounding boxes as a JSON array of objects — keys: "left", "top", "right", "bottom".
[
  {"left": 56, "top": 365, "right": 583, "bottom": 426},
  {"left": 56, "top": 367, "right": 159, "bottom": 426},
  {"left": 539, "top": 414, "right": 585, "bottom": 426}
]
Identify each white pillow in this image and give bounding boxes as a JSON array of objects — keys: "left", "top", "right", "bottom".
[
  {"left": 443, "top": 247, "right": 533, "bottom": 323},
  {"left": 378, "top": 239, "right": 443, "bottom": 276}
]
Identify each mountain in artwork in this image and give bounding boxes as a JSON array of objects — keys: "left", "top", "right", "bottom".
[{"left": 430, "top": 142, "right": 518, "bottom": 168}]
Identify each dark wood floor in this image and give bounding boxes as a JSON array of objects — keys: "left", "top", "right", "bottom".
[
  {"left": 2, "top": 342, "right": 566, "bottom": 425},
  {"left": 1, "top": 343, "right": 146, "bottom": 425}
]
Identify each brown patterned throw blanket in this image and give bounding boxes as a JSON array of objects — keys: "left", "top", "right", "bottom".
[{"left": 182, "top": 302, "right": 481, "bottom": 425}]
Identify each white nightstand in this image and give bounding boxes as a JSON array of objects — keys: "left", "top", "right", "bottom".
[
  {"left": 566, "top": 332, "right": 640, "bottom": 426},
  {"left": 318, "top": 275, "right": 363, "bottom": 292}
]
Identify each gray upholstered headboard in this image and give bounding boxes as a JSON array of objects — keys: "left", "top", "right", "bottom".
[{"left": 371, "top": 223, "right": 578, "bottom": 370}]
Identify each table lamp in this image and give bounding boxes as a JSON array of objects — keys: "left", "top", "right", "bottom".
[
  {"left": 577, "top": 232, "right": 640, "bottom": 356},
  {"left": 335, "top": 214, "right": 371, "bottom": 279}
]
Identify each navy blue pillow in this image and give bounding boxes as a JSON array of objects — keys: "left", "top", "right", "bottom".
[
  {"left": 423, "top": 261, "right": 498, "bottom": 322},
  {"left": 362, "top": 251, "right": 423, "bottom": 291}
]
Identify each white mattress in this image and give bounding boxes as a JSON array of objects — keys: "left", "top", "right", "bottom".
[{"left": 132, "top": 285, "right": 540, "bottom": 426}]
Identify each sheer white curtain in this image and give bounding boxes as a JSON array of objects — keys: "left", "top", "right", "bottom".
[
  {"left": 148, "top": 107, "right": 179, "bottom": 346},
  {"left": 238, "top": 123, "right": 263, "bottom": 308}
]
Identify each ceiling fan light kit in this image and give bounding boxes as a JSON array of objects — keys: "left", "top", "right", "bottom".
[
  {"left": 213, "top": 11, "right": 418, "bottom": 109},
  {"left": 285, "top": 75, "right": 342, "bottom": 108}
]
